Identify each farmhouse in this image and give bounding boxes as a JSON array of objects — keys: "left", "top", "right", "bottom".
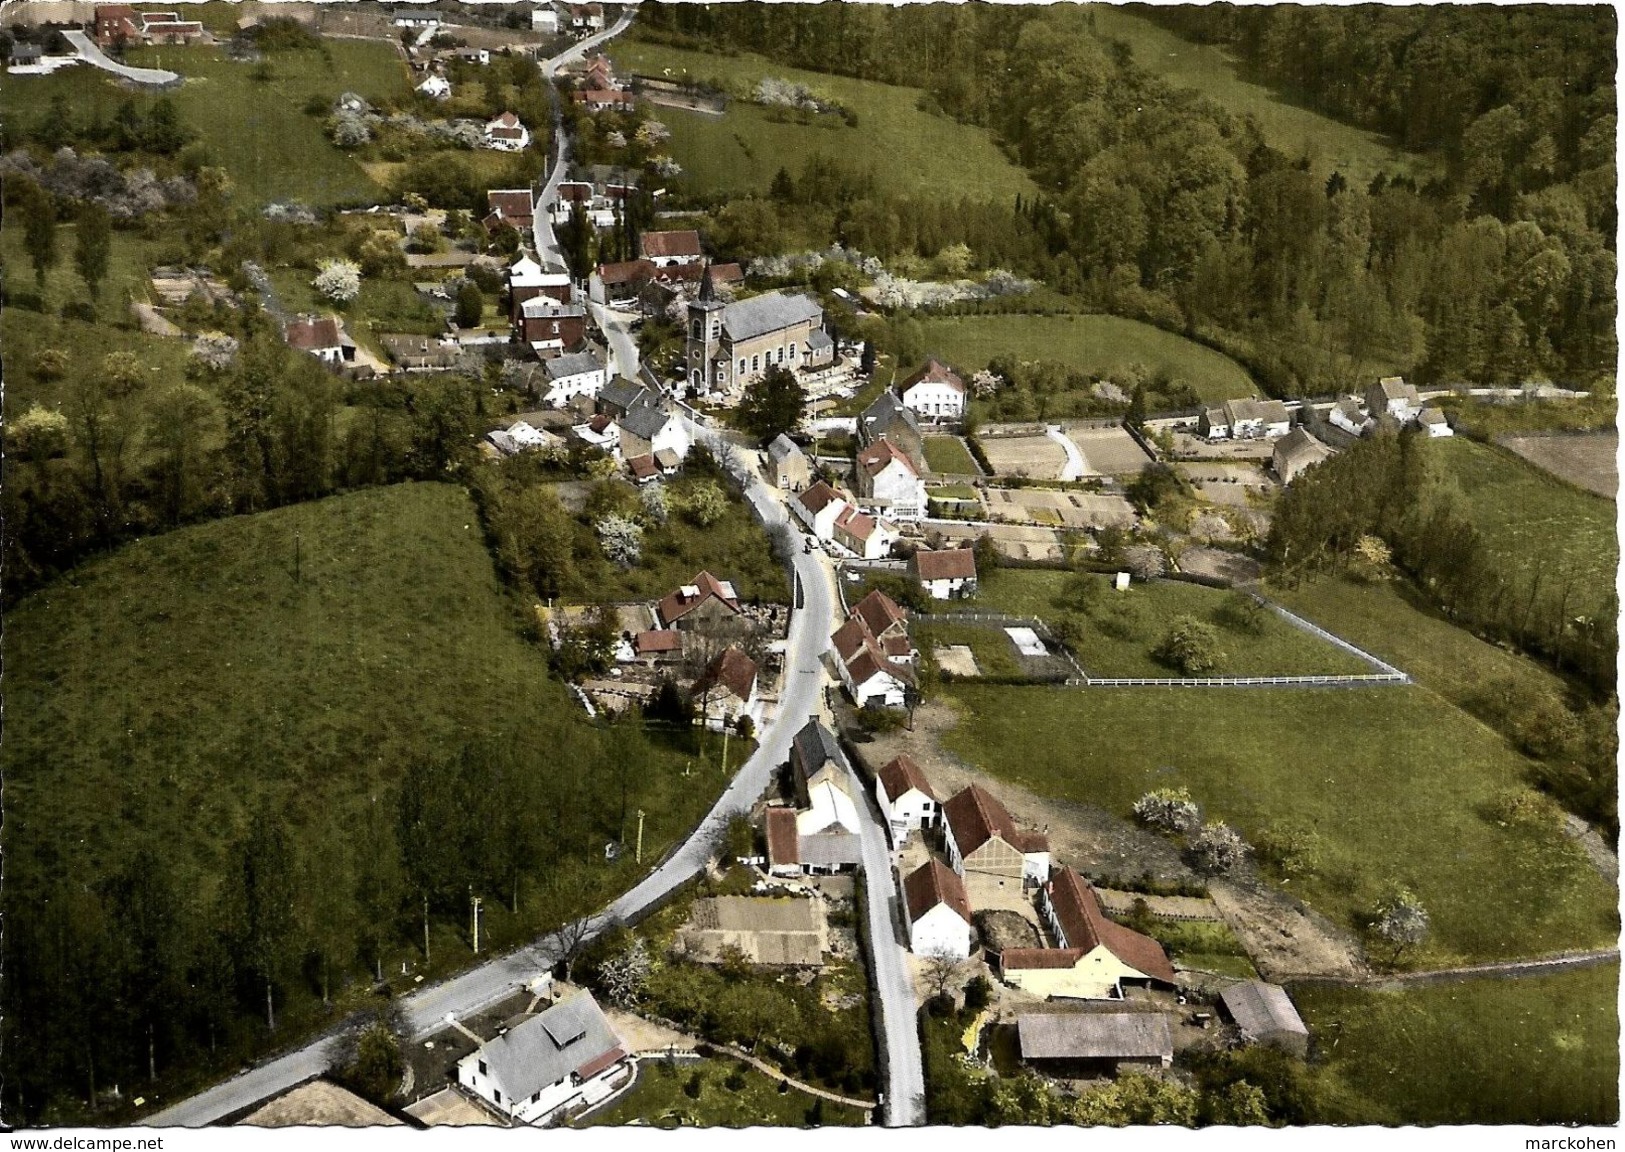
[
  {"left": 832, "top": 504, "right": 900, "bottom": 561},
  {"left": 656, "top": 571, "right": 742, "bottom": 631},
  {"left": 1016, "top": 1012, "right": 1173, "bottom": 1077},
  {"left": 284, "top": 315, "right": 355, "bottom": 364},
  {"left": 997, "top": 868, "right": 1176, "bottom": 1000},
  {"left": 764, "top": 806, "right": 802, "bottom": 878},
  {"left": 790, "top": 719, "right": 847, "bottom": 801},
  {"left": 792, "top": 480, "right": 851, "bottom": 541},
  {"left": 485, "top": 189, "right": 534, "bottom": 236},
  {"left": 1328, "top": 397, "right": 1373, "bottom": 437},
  {"left": 1418, "top": 408, "right": 1454, "bottom": 438},
  {"left": 416, "top": 72, "right": 451, "bottom": 100},
  {"left": 898, "top": 358, "right": 966, "bottom": 421},
  {"left": 596, "top": 377, "right": 655, "bottom": 420},
  {"left": 380, "top": 333, "right": 460, "bottom": 372},
  {"left": 518, "top": 297, "right": 588, "bottom": 356},
  {"left": 639, "top": 230, "right": 705, "bottom": 267},
  {"left": 615, "top": 398, "right": 691, "bottom": 464},
  {"left": 532, "top": 7, "right": 559, "bottom": 32},
  {"left": 1202, "top": 398, "right": 1292, "bottom": 441},
  {"left": 856, "top": 436, "right": 926, "bottom": 521},
  {"left": 691, "top": 645, "right": 761, "bottom": 730},
  {"left": 910, "top": 547, "right": 978, "bottom": 599},
  {"left": 568, "top": 3, "right": 604, "bottom": 31},
  {"left": 941, "top": 784, "right": 1050, "bottom": 885},
  {"left": 1219, "top": 981, "right": 1310, "bottom": 1058},
  {"left": 859, "top": 392, "right": 925, "bottom": 471},
  {"left": 1367, "top": 375, "right": 1423, "bottom": 424},
  {"left": 633, "top": 629, "right": 683, "bottom": 662},
  {"left": 1272, "top": 427, "right": 1333, "bottom": 485},
  {"left": 874, "top": 754, "right": 938, "bottom": 842},
  {"left": 139, "top": 12, "right": 204, "bottom": 41},
  {"left": 682, "top": 896, "right": 825, "bottom": 968},
  {"left": 94, "top": 6, "right": 142, "bottom": 45},
  {"left": 509, "top": 254, "right": 573, "bottom": 322},
  {"left": 541, "top": 349, "right": 608, "bottom": 408},
  {"left": 574, "top": 88, "right": 635, "bottom": 113},
  {"left": 686, "top": 281, "right": 832, "bottom": 396},
  {"left": 767, "top": 434, "right": 812, "bottom": 490},
  {"left": 456, "top": 993, "right": 628, "bottom": 1125},
  {"left": 831, "top": 590, "right": 917, "bottom": 710},
  {"left": 904, "top": 859, "right": 974, "bottom": 961},
  {"left": 483, "top": 111, "right": 531, "bottom": 152},
  {"left": 851, "top": 588, "right": 913, "bottom": 652}
]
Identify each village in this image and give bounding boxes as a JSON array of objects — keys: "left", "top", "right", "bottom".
[{"left": 0, "top": 0, "right": 1617, "bottom": 1136}]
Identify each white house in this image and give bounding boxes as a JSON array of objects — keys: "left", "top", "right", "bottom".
[
  {"left": 392, "top": 9, "right": 440, "bottom": 28},
  {"left": 284, "top": 315, "right": 354, "bottom": 365},
  {"left": 692, "top": 645, "right": 762, "bottom": 732},
  {"left": 532, "top": 7, "right": 559, "bottom": 32},
  {"left": 797, "top": 777, "right": 862, "bottom": 837},
  {"left": 792, "top": 480, "right": 851, "bottom": 541},
  {"left": 543, "top": 348, "right": 608, "bottom": 408},
  {"left": 911, "top": 547, "right": 978, "bottom": 600},
  {"left": 487, "top": 420, "right": 560, "bottom": 457},
  {"left": 639, "top": 230, "right": 705, "bottom": 268},
  {"left": 616, "top": 400, "right": 691, "bottom": 463},
  {"left": 572, "top": 413, "right": 620, "bottom": 459},
  {"left": 1328, "top": 397, "right": 1372, "bottom": 437},
  {"left": 456, "top": 992, "right": 629, "bottom": 1125},
  {"left": 942, "top": 784, "right": 1051, "bottom": 886},
  {"left": 832, "top": 505, "right": 900, "bottom": 561},
  {"left": 1418, "top": 408, "right": 1454, "bottom": 438},
  {"left": 875, "top": 754, "right": 938, "bottom": 842},
  {"left": 904, "top": 859, "right": 973, "bottom": 961},
  {"left": 1198, "top": 407, "right": 1230, "bottom": 440},
  {"left": 1367, "top": 375, "right": 1423, "bottom": 424},
  {"left": 897, "top": 358, "right": 966, "bottom": 421},
  {"left": 855, "top": 437, "right": 925, "bottom": 521},
  {"left": 484, "top": 111, "right": 531, "bottom": 152},
  {"left": 416, "top": 72, "right": 451, "bottom": 100},
  {"left": 835, "top": 637, "right": 912, "bottom": 709}
]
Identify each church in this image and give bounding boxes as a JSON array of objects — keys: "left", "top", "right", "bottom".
[{"left": 685, "top": 273, "right": 834, "bottom": 398}]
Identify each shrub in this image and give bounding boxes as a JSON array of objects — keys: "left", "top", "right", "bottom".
[
  {"left": 1154, "top": 616, "right": 1225, "bottom": 676},
  {"left": 1189, "top": 822, "right": 1249, "bottom": 876},
  {"left": 683, "top": 1071, "right": 702, "bottom": 1099},
  {"left": 313, "top": 259, "right": 361, "bottom": 304},
  {"left": 1132, "top": 787, "right": 1201, "bottom": 835},
  {"left": 1252, "top": 820, "right": 1322, "bottom": 878},
  {"left": 595, "top": 514, "right": 644, "bottom": 568}
]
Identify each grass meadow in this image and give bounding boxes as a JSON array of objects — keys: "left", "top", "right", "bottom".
[
  {"left": 1296, "top": 964, "right": 1619, "bottom": 1125},
  {"left": 922, "top": 435, "right": 981, "bottom": 476},
  {"left": 578, "top": 1057, "right": 867, "bottom": 1128},
  {"left": 606, "top": 40, "right": 1036, "bottom": 203},
  {"left": 919, "top": 314, "right": 1258, "bottom": 405},
  {"left": 1090, "top": 5, "right": 1441, "bottom": 189},
  {"left": 939, "top": 681, "right": 1619, "bottom": 965}
]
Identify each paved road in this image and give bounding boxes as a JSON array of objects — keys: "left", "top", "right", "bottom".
[
  {"left": 531, "top": 8, "right": 639, "bottom": 266},
  {"left": 1045, "top": 424, "right": 1086, "bottom": 481},
  {"left": 589, "top": 299, "right": 642, "bottom": 381},
  {"left": 62, "top": 30, "right": 179, "bottom": 86}
]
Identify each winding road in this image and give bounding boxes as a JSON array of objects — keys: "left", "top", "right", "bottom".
[{"left": 61, "top": 30, "right": 179, "bottom": 86}]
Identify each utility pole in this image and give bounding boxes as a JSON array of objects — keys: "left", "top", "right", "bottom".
[
  {"left": 635, "top": 808, "right": 646, "bottom": 864},
  {"left": 721, "top": 722, "right": 730, "bottom": 774},
  {"left": 470, "top": 890, "right": 483, "bottom": 954},
  {"left": 294, "top": 531, "right": 301, "bottom": 584}
]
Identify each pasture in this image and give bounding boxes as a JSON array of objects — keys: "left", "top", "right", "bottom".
[
  {"left": 977, "top": 435, "right": 1069, "bottom": 480},
  {"left": 1296, "top": 963, "right": 1619, "bottom": 1125},
  {"left": 939, "top": 679, "right": 1619, "bottom": 964},
  {"left": 920, "top": 314, "right": 1258, "bottom": 404},
  {"left": 1498, "top": 431, "right": 1618, "bottom": 499},
  {"left": 1087, "top": 5, "right": 1440, "bottom": 189},
  {"left": 606, "top": 40, "right": 1036, "bottom": 203},
  {"left": 923, "top": 435, "right": 981, "bottom": 476}
]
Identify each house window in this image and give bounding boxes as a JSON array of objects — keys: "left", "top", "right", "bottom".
[
  {"left": 494, "top": 1090, "right": 502, "bottom": 1105},
  {"left": 478, "top": 1060, "right": 488, "bottom": 1077},
  {"left": 738, "top": 358, "right": 747, "bottom": 375},
  {"left": 789, "top": 343, "right": 797, "bottom": 359},
  {"left": 752, "top": 355, "right": 759, "bottom": 372}
]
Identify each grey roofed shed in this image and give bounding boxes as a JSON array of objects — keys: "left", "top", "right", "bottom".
[
  {"left": 1219, "top": 981, "right": 1309, "bottom": 1056},
  {"left": 722, "top": 292, "right": 822, "bottom": 343},
  {"left": 797, "top": 830, "right": 862, "bottom": 870},
  {"left": 473, "top": 992, "right": 623, "bottom": 1105},
  {"left": 1017, "top": 1012, "right": 1173, "bottom": 1064}
]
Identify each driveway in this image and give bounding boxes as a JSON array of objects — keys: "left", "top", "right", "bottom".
[{"left": 62, "top": 30, "right": 179, "bottom": 86}]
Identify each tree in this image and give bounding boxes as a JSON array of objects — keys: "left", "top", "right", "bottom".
[
  {"left": 1155, "top": 615, "right": 1224, "bottom": 675},
  {"left": 334, "top": 1005, "right": 407, "bottom": 1103},
  {"left": 313, "top": 259, "right": 362, "bottom": 304},
  {"left": 595, "top": 514, "right": 644, "bottom": 567},
  {"left": 639, "top": 481, "right": 669, "bottom": 526},
  {"left": 18, "top": 178, "right": 58, "bottom": 291},
  {"left": 1132, "top": 786, "right": 1202, "bottom": 835},
  {"left": 598, "top": 937, "right": 651, "bottom": 1007},
  {"left": 454, "top": 280, "right": 484, "bottom": 328},
  {"left": 680, "top": 480, "right": 729, "bottom": 527},
  {"left": 1217, "top": 591, "right": 1268, "bottom": 636},
  {"left": 1372, "top": 885, "right": 1429, "bottom": 965},
  {"left": 225, "top": 810, "right": 301, "bottom": 1031},
  {"left": 145, "top": 383, "right": 222, "bottom": 524},
  {"left": 354, "top": 795, "right": 405, "bottom": 982},
  {"left": 103, "top": 351, "right": 145, "bottom": 398},
  {"left": 736, "top": 365, "right": 806, "bottom": 442},
  {"left": 921, "top": 949, "right": 969, "bottom": 1000},
  {"left": 1190, "top": 822, "right": 1250, "bottom": 876},
  {"left": 74, "top": 201, "right": 112, "bottom": 300},
  {"left": 547, "top": 914, "right": 595, "bottom": 982},
  {"left": 11, "top": 404, "right": 70, "bottom": 463}
]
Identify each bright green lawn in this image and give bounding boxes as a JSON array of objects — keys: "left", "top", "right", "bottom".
[
  {"left": 966, "top": 570, "right": 1373, "bottom": 677},
  {"left": 940, "top": 683, "right": 1619, "bottom": 964},
  {"left": 919, "top": 315, "right": 1257, "bottom": 405},
  {"left": 1090, "top": 6, "right": 1441, "bottom": 189},
  {"left": 1297, "top": 964, "right": 1619, "bottom": 1125},
  {"left": 917, "top": 621, "right": 1024, "bottom": 679},
  {"left": 579, "top": 1057, "right": 867, "bottom": 1128},
  {"left": 923, "top": 436, "right": 980, "bottom": 475},
  {"left": 606, "top": 40, "right": 1036, "bottom": 203},
  {"left": 1426, "top": 437, "right": 1617, "bottom": 620},
  {"left": 120, "top": 42, "right": 412, "bottom": 205}
]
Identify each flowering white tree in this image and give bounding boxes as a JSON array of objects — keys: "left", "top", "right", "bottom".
[
  {"left": 598, "top": 937, "right": 651, "bottom": 1008},
  {"left": 596, "top": 515, "right": 644, "bottom": 567},
  {"left": 329, "top": 111, "right": 372, "bottom": 148},
  {"left": 1132, "top": 787, "right": 1202, "bottom": 835},
  {"left": 635, "top": 119, "right": 671, "bottom": 146},
  {"left": 970, "top": 369, "right": 1002, "bottom": 399},
  {"left": 639, "top": 482, "right": 669, "bottom": 526},
  {"left": 190, "top": 332, "right": 240, "bottom": 372},
  {"left": 1190, "top": 822, "right": 1250, "bottom": 876},
  {"left": 1373, "top": 886, "right": 1430, "bottom": 965},
  {"left": 313, "top": 259, "right": 362, "bottom": 304},
  {"left": 652, "top": 155, "right": 682, "bottom": 177},
  {"left": 605, "top": 129, "right": 627, "bottom": 149}
]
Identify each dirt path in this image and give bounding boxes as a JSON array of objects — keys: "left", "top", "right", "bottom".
[
  {"left": 851, "top": 700, "right": 1369, "bottom": 981},
  {"left": 1564, "top": 813, "right": 1618, "bottom": 883}
]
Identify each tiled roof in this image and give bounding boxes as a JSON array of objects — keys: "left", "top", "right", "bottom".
[
  {"left": 639, "top": 230, "right": 703, "bottom": 260},
  {"left": 285, "top": 315, "right": 342, "bottom": 351},
  {"left": 695, "top": 645, "right": 757, "bottom": 702},
  {"left": 1045, "top": 868, "right": 1175, "bottom": 984},
  {"left": 487, "top": 189, "right": 533, "bottom": 219},
  {"left": 546, "top": 349, "right": 605, "bottom": 379},
  {"left": 655, "top": 571, "right": 741, "bottom": 627},
  {"left": 878, "top": 755, "right": 936, "bottom": 803},
  {"left": 852, "top": 589, "right": 908, "bottom": 638},
  {"left": 857, "top": 436, "right": 918, "bottom": 479},
  {"left": 999, "top": 947, "right": 1086, "bottom": 970},
  {"left": 626, "top": 453, "right": 658, "bottom": 480},
  {"left": 943, "top": 783, "right": 1047, "bottom": 860},
  {"left": 710, "top": 262, "right": 745, "bottom": 285},
  {"left": 900, "top": 357, "right": 965, "bottom": 395},
  {"left": 912, "top": 548, "right": 976, "bottom": 582},
  {"left": 904, "top": 858, "right": 972, "bottom": 926},
  {"left": 634, "top": 630, "right": 682, "bottom": 654},
  {"left": 796, "top": 480, "right": 847, "bottom": 516},
  {"left": 765, "top": 807, "right": 800, "bottom": 868},
  {"left": 831, "top": 617, "right": 870, "bottom": 664},
  {"left": 845, "top": 644, "right": 913, "bottom": 690},
  {"left": 598, "top": 259, "right": 657, "bottom": 287},
  {"left": 834, "top": 505, "right": 877, "bottom": 543}
]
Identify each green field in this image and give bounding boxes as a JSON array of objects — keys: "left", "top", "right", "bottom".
[
  {"left": 940, "top": 682, "right": 1618, "bottom": 965},
  {"left": 121, "top": 41, "right": 411, "bottom": 205},
  {"left": 1427, "top": 437, "right": 1617, "bottom": 619},
  {"left": 1297, "top": 964, "right": 1619, "bottom": 1125},
  {"left": 966, "top": 570, "right": 1373, "bottom": 678},
  {"left": 922, "top": 436, "right": 980, "bottom": 475},
  {"left": 1089, "top": 6, "right": 1440, "bottom": 189},
  {"left": 580, "top": 1057, "right": 867, "bottom": 1128},
  {"left": 917, "top": 621, "right": 1025, "bottom": 679},
  {"left": 607, "top": 40, "right": 1036, "bottom": 203},
  {"left": 2, "top": 482, "right": 724, "bottom": 904},
  {"left": 919, "top": 315, "right": 1258, "bottom": 404}
]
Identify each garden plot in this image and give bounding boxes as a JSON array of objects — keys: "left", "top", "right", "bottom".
[
  {"left": 979, "top": 433, "right": 1069, "bottom": 479},
  {"left": 1167, "top": 431, "right": 1276, "bottom": 462},
  {"left": 1177, "top": 463, "right": 1273, "bottom": 507},
  {"left": 1064, "top": 425, "right": 1154, "bottom": 476},
  {"left": 933, "top": 644, "right": 981, "bottom": 678},
  {"left": 928, "top": 521, "right": 1067, "bottom": 563},
  {"left": 986, "top": 488, "right": 1138, "bottom": 530}
]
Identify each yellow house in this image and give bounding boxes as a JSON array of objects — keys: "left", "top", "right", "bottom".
[{"left": 998, "top": 869, "right": 1177, "bottom": 1000}]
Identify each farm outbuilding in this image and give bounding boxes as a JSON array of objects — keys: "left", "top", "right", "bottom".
[
  {"left": 1219, "top": 981, "right": 1310, "bottom": 1058},
  {"left": 1016, "top": 1012, "right": 1173, "bottom": 1077}
]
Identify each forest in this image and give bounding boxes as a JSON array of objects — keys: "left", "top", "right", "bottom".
[{"left": 632, "top": 2, "right": 1616, "bottom": 397}]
